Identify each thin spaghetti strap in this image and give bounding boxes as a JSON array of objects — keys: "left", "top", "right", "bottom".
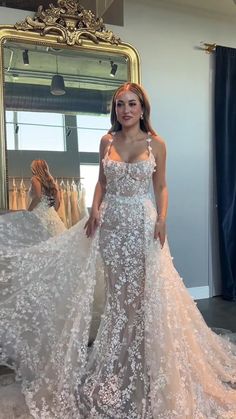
[
  {"left": 146, "top": 134, "right": 152, "bottom": 155},
  {"left": 104, "top": 133, "right": 114, "bottom": 159},
  {"left": 107, "top": 133, "right": 114, "bottom": 156}
]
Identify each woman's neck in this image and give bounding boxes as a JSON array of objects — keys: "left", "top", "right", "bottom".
[{"left": 120, "top": 126, "right": 145, "bottom": 143}]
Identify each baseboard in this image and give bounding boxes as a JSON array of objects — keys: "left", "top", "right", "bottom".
[{"left": 187, "top": 286, "right": 210, "bottom": 300}]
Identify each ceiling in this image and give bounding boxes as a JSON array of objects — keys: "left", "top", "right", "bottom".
[
  {"left": 0, "top": 0, "right": 124, "bottom": 25},
  {"left": 3, "top": 41, "right": 128, "bottom": 114},
  {"left": 0, "top": 0, "right": 235, "bottom": 22},
  {"left": 0, "top": 0, "right": 102, "bottom": 12},
  {"left": 3, "top": 41, "right": 128, "bottom": 90}
]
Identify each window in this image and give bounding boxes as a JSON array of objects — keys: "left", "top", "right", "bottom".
[
  {"left": 77, "top": 114, "right": 110, "bottom": 152},
  {"left": 6, "top": 111, "right": 65, "bottom": 151},
  {"left": 80, "top": 164, "right": 99, "bottom": 207},
  {"left": 5, "top": 111, "right": 15, "bottom": 149}
]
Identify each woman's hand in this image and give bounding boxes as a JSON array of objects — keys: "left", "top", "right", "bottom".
[
  {"left": 154, "top": 217, "right": 166, "bottom": 248},
  {"left": 84, "top": 209, "right": 100, "bottom": 238}
]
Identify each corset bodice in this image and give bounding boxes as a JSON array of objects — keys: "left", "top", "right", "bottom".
[
  {"left": 103, "top": 138, "right": 156, "bottom": 198},
  {"left": 29, "top": 184, "right": 56, "bottom": 208}
]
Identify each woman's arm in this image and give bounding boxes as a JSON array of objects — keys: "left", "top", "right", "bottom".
[
  {"left": 28, "top": 177, "right": 42, "bottom": 211},
  {"left": 84, "top": 135, "right": 109, "bottom": 237},
  {"left": 152, "top": 135, "right": 168, "bottom": 247}
]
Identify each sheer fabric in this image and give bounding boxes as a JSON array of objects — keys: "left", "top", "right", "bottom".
[
  {"left": 8, "top": 178, "right": 84, "bottom": 229},
  {"left": 0, "top": 195, "right": 66, "bottom": 250},
  {"left": 65, "top": 181, "right": 72, "bottom": 228},
  {"left": 70, "top": 181, "right": 80, "bottom": 226},
  {"left": 10, "top": 179, "right": 18, "bottom": 211},
  {"left": 57, "top": 181, "right": 67, "bottom": 227},
  {"left": 0, "top": 139, "right": 236, "bottom": 418},
  {"left": 17, "top": 180, "right": 27, "bottom": 210}
]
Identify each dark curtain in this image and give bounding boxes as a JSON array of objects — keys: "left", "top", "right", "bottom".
[{"left": 214, "top": 46, "right": 236, "bottom": 300}]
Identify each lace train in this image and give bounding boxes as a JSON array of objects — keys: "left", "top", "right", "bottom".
[
  {"left": 0, "top": 198, "right": 66, "bottom": 250},
  {"left": 0, "top": 147, "right": 236, "bottom": 418}
]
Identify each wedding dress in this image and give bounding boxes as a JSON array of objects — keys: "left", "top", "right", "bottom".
[
  {"left": 0, "top": 184, "right": 66, "bottom": 249},
  {"left": 0, "top": 138, "right": 236, "bottom": 419}
]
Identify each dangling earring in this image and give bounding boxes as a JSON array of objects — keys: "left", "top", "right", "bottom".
[{"left": 140, "top": 113, "right": 144, "bottom": 120}]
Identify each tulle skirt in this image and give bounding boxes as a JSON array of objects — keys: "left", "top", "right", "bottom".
[{"left": 0, "top": 195, "right": 236, "bottom": 418}]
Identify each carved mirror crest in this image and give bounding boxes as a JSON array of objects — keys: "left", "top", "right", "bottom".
[{"left": 0, "top": 0, "right": 140, "bottom": 211}]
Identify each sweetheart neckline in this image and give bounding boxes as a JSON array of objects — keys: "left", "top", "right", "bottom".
[{"left": 104, "top": 151, "right": 156, "bottom": 166}]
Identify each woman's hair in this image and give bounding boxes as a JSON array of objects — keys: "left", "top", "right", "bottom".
[
  {"left": 109, "top": 82, "right": 156, "bottom": 135},
  {"left": 31, "top": 159, "right": 58, "bottom": 197}
]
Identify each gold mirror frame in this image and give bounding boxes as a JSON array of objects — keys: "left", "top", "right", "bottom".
[{"left": 0, "top": 0, "right": 140, "bottom": 209}]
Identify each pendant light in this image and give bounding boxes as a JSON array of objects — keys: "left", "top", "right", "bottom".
[
  {"left": 110, "top": 60, "right": 118, "bottom": 77},
  {"left": 50, "top": 55, "right": 66, "bottom": 96},
  {"left": 22, "top": 49, "right": 29, "bottom": 66}
]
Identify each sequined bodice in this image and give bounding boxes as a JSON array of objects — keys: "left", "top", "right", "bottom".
[
  {"left": 103, "top": 138, "right": 156, "bottom": 198},
  {"left": 29, "top": 184, "right": 56, "bottom": 208}
]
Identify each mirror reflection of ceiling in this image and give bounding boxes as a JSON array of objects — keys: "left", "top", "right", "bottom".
[
  {"left": 4, "top": 41, "right": 128, "bottom": 90},
  {"left": 3, "top": 41, "right": 128, "bottom": 114},
  {"left": 0, "top": 0, "right": 124, "bottom": 26}
]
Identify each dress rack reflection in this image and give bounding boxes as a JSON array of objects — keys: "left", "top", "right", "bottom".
[{"left": 8, "top": 176, "right": 88, "bottom": 228}]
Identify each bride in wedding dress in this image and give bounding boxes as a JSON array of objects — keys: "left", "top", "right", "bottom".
[
  {"left": 0, "top": 159, "right": 66, "bottom": 249},
  {"left": 0, "top": 83, "right": 236, "bottom": 419}
]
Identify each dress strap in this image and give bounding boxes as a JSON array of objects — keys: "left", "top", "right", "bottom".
[
  {"left": 146, "top": 135, "right": 152, "bottom": 155},
  {"left": 105, "top": 133, "right": 114, "bottom": 158}
]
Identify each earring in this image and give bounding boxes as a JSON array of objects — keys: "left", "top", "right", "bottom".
[{"left": 140, "top": 113, "right": 144, "bottom": 120}]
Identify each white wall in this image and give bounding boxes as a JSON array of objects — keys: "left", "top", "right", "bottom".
[
  {"left": 0, "top": 7, "right": 32, "bottom": 22},
  {"left": 110, "top": 0, "right": 236, "bottom": 294},
  {"left": 1, "top": 2, "right": 236, "bottom": 295}
]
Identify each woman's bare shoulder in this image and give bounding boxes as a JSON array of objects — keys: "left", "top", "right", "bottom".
[
  {"left": 31, "top": 176, "right": 41, "bottom": 185},
  {"left": 100, "top": 133, "right": 113, "bottom": 152},
  {"left": 149, "top": 133, "right": 166, "bottom": 156},
  {"left": 30, "top": 176, "right": 42, "bottom": 194},
  {"left": 101, "top": 133, "right": 113, "bottom": 144}
]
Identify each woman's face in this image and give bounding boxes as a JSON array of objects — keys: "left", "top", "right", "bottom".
[{"left": 115, "top": 90, "right": 143, "bottom": 129}]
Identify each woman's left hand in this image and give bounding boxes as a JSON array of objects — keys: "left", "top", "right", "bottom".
[{"left": 154, "top": 218, "right": 166, "bottom": 248}]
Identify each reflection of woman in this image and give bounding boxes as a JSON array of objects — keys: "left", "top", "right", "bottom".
[
  {"left": 0, "top": 159, "right": 66, "bottom": 249},
  {"left": 0, "top": 84, "right": 236, "bottom": 418},
  {"left": 28, "top": 159, "right": 61, "bottom": 212},
  {"left": 27, "top": 159, "right": 66, "bottom": 236}
]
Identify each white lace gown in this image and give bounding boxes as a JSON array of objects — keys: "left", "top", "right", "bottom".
[
  {"left": 0, "top": 141, "right": 236, "bottom": 419},
  {"left": 0, "top": 193, "right": 66, "bottom": 250}
]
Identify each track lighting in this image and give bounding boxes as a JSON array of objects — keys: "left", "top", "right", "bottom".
[
  {"left": 22, "top": 49, "right": 29, "bottom": 66},
  {"left": 110, "top": 61, "right": 118, "bottom": 77}
]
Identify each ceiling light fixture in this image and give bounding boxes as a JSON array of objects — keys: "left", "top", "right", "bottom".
[
  {"left": 110, "top": 61, "right": 118, "bottom": 77},
  {"left": 22, "top": 49, "right": 29, "bottom": 66},
  {"left": 50, "top": 55, "right": 66, "bottom": 96}
]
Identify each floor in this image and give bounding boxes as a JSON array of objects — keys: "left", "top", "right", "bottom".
[
  {"left": 196, "top": 296, "right": 236, "bottom": 333},
  {"left": 0, "top": 295, "right": 235, "bottom": 419},
  {"left": 0, "top": 295, "right": 235, "bottom": 378}
]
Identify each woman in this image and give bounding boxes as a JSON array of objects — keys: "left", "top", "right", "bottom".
[
  {"left": 27, "top": 159, "right": 66, "bottom": 235},
  {"left": 0, "top": 159, "right": 66, "bottom": 249},
  {"left": 0, "top": 83, "right": 236, "bottom": 418}
]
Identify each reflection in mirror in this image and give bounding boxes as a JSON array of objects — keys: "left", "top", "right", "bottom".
[{"left": 3, "top": 40, "right": 128, "bottom": 221}]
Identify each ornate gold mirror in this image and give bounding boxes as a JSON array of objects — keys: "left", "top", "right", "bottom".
[{"left": 0, "top": 0, "right": 140, "bottom": 212}]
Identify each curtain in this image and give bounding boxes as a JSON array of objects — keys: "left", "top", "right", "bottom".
[{"left": 214, "top": 46, "right": 236, "bottom": 300}]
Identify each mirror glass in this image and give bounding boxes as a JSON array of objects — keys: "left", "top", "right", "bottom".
[{"left": 2, "top": 40, "right": 129, "bottom": 223}]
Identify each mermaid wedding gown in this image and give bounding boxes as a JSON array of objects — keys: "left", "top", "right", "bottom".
[
  {"left": 0, "top": 186, "right": 66, "bottom": 250},
  {"left": 0, "top": 139, "right": 236, "bottom": 418}
]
